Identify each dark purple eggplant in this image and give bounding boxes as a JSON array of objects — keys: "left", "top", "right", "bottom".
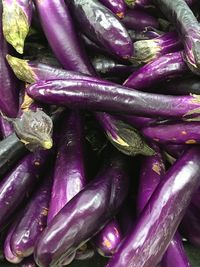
[
  {"left": 0, "top": 3, "right": 19, "bottom": 118},
  {"left": 124, "top": 52, "right": 188, "bottom": 90},
  {"left": 0, "top": 116, "right": 14, "bottom": 138},
  {"left": 33, "top": 0, "right": 95, "bottom": 75},
  {"left": 0, "top": 149, "right": 50, "bottom": 230},
  {"left": 93, "top": 219, "right": 122, "bottom": 257},
  {"left": 27, "top": 78, "right": 200, "bottom": 121},
  {"left": 107, "top": 147, "right": 200, "bottom": 267},
  {"left": 163, "top": 144, "right": 188, "bottom": 159},
  {"left": 34, "top": 153, "right": 129, "bottom": 267},
  {"left": 153, "top": 0, "right": 200, "bottom": 75},
  {"left": 11, "top": 172, "right": 52, "bottom": 258},
  {"left": 47, "top": 111, "right": 85, "bottom": 223},
  {"left": 68, "top": 0, "right": 133, "bottom": 59},
  {"left": 142, "top": 122, "right": 200, "bottom": 144},
  {"left": 2, "top": 0, "right": 32, "bottom": 54},
  {"left": 133, "top": 31, "right": 182, "bottom": 63},
  {"left": 121, "top": 8, "right": 159, "bottom": 30},
  {"left": 99, "top": 0, "right": 126, "bottom": 17}
]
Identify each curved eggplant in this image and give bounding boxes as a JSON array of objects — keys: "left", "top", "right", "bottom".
[
  {"left": 34, "top": 153, "right": 129, "bottom": 267},
  {"left": 68, "top": 0, "right": 133, "bottom": 59},
  {"left": 99, "top": 0, "right": 126, "bottom": 17},
  {"left": 107, "top": 147, "right": 200, "bottom": 267}
]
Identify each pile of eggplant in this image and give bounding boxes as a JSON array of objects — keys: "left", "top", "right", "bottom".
[{"left": 1, "top": 0, "right": 200, "bottom": 266}]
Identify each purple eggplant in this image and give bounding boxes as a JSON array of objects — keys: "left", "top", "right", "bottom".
[
  {"left": 142, "top": 122, "right": 200, "bottom": 144},
  {"left": 93, "top": 219, "right": 122, "bottom": 257},
  {"left": 133, "top": 31, "right": 182, "bottom": 63},
  {"left": 124, "top": 52, "right": 188, "bottom": 90},
  {"left": 11, "top": 172, "right": 52, "bottom": 258},
  {"left": 99, "top": 0, "right": 126, "bottom": 17},
  {"left": 34, "top": 153, "right": 129, "bottom": 267},
  {"left": 121, "top": 8, "right": 159, "bottom": 30},
  {"left": 0, "top": 149, "right": 50, "bottom": 230},
  {"left": 125, "top": 0, "right": 195, "bottom": 8},
  {"left": 0, "top": 3, "right": 19, "bottom": 118},
  {"left": 107, "top": 147, "right": 200, "bottom": 267},
  {"left": 118, "top": 115, "right": 156, "bottom": 129},
  {"left": 27, "top": 78, "right": 200, "bottom": 120},
  {"left": 153, "top": 0, "right": 200, "bottom": 75},
  {"left": 0, "top": 116, "right": 14, "bottom": 138},
  {"left": 68, "top": 0, "right": 133, "bottom": 59},
  {"left": 47, "top": 111, "right": 85, "bottom": 223},
  {"left": 33, "top": 0, "right": 95, "bottom": 75},
  {"left": 2, "top": 0, "right": 32, "bottom": 54}
]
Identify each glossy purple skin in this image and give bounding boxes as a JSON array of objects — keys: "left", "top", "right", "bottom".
[
  {"left": 68, "top": 0, "right": 133, "bottom": 59},
  {"left": 27, "top": 78, "right": 200, "bottom": 120},
  {"left": 121, "top": 9, "right": 158, "bottom": 30},
  {"left": 93, "top": 219, "right": 122, "bottom": 257},
  {"left": 164, "top": 77, "right": 200, "bottom": 95},
  {"left": 163, "top": 144, "right": 188, "bottom": 159},
  {"left": 34, "top": 0, "right": 95, "bottom": 75},
  {"left": 0, "top": 3, "right": 19, "bottom": 117},
  {"left": 11, "top": 173, "right": 52, "bottom": 258},
  {"left": 99, "top": 0, "right": 126, "bottom": 17},
  {"left": 153, "top": 0, "right": 200, "bottom": 75},
  {"left": 107, "top": 147, "right": 200, "bottom": 267},
  {"left": 34, "top": 154, "right": 129, "bottom": 267},
  {"left": 161, "top": 233, "right": 190, "bottom": 267},
  {"left": 0, "top": 116, "right": 14, "bottom": 138},
  {"left": 4, "top": 219, "right": 23, "bottom": 264},
  {"left": 142, "top": 122, "right": 200, "bottom": 145},
  {"left": 118, "top": 115, "right": 156, "bottom": 129},
  {"left": 124, "top": 52, "right": 188, "bottom": 90},
  {"left": 47, "top": 111, "right": 85, "bottom": 223},
  {"left": 0, "top": 150, "right": 49, "bottom": 230}
]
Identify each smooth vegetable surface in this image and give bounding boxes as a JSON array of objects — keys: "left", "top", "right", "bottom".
[{"left": 99, "top": 0, "right": 126, "bottom": 17}]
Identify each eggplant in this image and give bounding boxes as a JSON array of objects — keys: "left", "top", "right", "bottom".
[
  {"left": 153, "top": 0, "right": 200, "bottom": 75},
  {"left": 93, "top": 219, "right": 122, "bottom": 257},
  {"left": 125, "top": 0, "right": 195, "bottom": 8},
  {"left": 68, "top": 0, "right": 133, "bottom": 59},
  {"left": 47, "top": 111, "right": 85, "bottom": 223},
  {"left": 133, "top": 31, "right": 182, "bottom": 63},
  {"left": 124, "top": 52, "right": 188, "bottom": 90},
  {"left": 118, "top": 115, "right": 156, "bottom": 129},
  {"left": 33, "top": 0, "right": 95, "bottom": 75},
  {"left": 0, "top": 116, "right": 14, "bottom": 138},
  {"left": 0, "top": 149, "right": 50, "bottom": 230},
  {"left": 2, "top": 0, "right": 32, "bottom": 53},
  {"left": 27, "top": 78, "right": 200, "bottom": 120},
  {"left": 142, "top": 122, "right": 200, "bottom": 144},
  {"left": 34, "top": 152, "right": 129, "bottom": 267},
  {"left": 99, "top": 0, "right": 126, "bottom": 17},
  {"left": 11, "top": 172, "right": 52, "bottom": 258},
  {"left": 121, "top": 8, "right": 159, "bottom": 30},
  {"left": 163, "top": 144, "right": 188, "bottom": 159},
  {"left": 107, "top": 147, "right": 200, "bottom": 267},
  {"left": 0, "top": 3, "right": 19, "bottom": 118}
]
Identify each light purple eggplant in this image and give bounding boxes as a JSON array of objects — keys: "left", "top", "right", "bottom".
[
  {"left": 10, "top": 172, "right": 52, "bottom": 258},
  {"left": 121, "top": 8, "right": 159, "bottom": 30},
  {"left": 133, "top": 31, "right": 182, "bottom": 63},
  {"left": 99, "top": 0, "right": 126, "bottom": 17},
  {"left": 142, "top": 122, "right": 200, "bottom": 145},
  {"left": 93, "top": 219, "right": 122, "bottom": 257},
  {"left": 2, "top": 0, "right": 32, "bottom": 53},
  {"left": 107, "top": 146, "right": 200, "bottom": 267},
  {"left": 68, "top": 0, "right": 133, "bottom": 59},
  {"left": 33, "top": 0, "right": 95, "bottom": 75},
  {"left": 124, "top": 51, "right": 188, "bottom": 90}
]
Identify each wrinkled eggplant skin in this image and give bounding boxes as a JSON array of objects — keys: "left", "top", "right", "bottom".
[
  {"left": 164, "top": 77, "right": 200, "bottom": 95},
  {"left": 107, "top": 147, "right": 200, "bottom": 267},
  {"left": 68, "top": 0, "right": 133, "bottom": 59},
  {"left": 0, "top": 150, "right": 50, "bottom": 230},
  {"left": 142, "top": 122, "right": 200, "bottom": 145},
  {"left": 99, "top": 0, "right": 126, "bottom": 17},
  {"left": 124, "top": 52, "right": 188, "bottom": 90},
  {"left": 93, "top": 219, "right": 122, "bottom": 257},
  {"left": 34, "top": 154, "right": 129, "bottom": 267},
  {"left": 11, "top": 173, "right": 52, "bottom": 258},
  {"left": 0, "top": 133, "right": 27, "bottom": 177},
  {"left": 47, "top": 111, "right": 85, "bottom": 223},
  {"left": 34, "top": 0, "right": 95, "bottom": 75},
  {"left": 0, "top": 3, "right": 19, "bottom": 117},
  {"left": 27, "top": 79, "right": 200, "bottom": 120},
  {"left": 0, "top": 116, "right": 14, "bottom": 138},
  {"left": 121, "top": 9, "right": 158, "bottom": 30}
]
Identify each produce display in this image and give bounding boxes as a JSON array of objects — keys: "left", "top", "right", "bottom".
[{"left": 0, "top": 0, "right": 200, "bottom": 266}]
